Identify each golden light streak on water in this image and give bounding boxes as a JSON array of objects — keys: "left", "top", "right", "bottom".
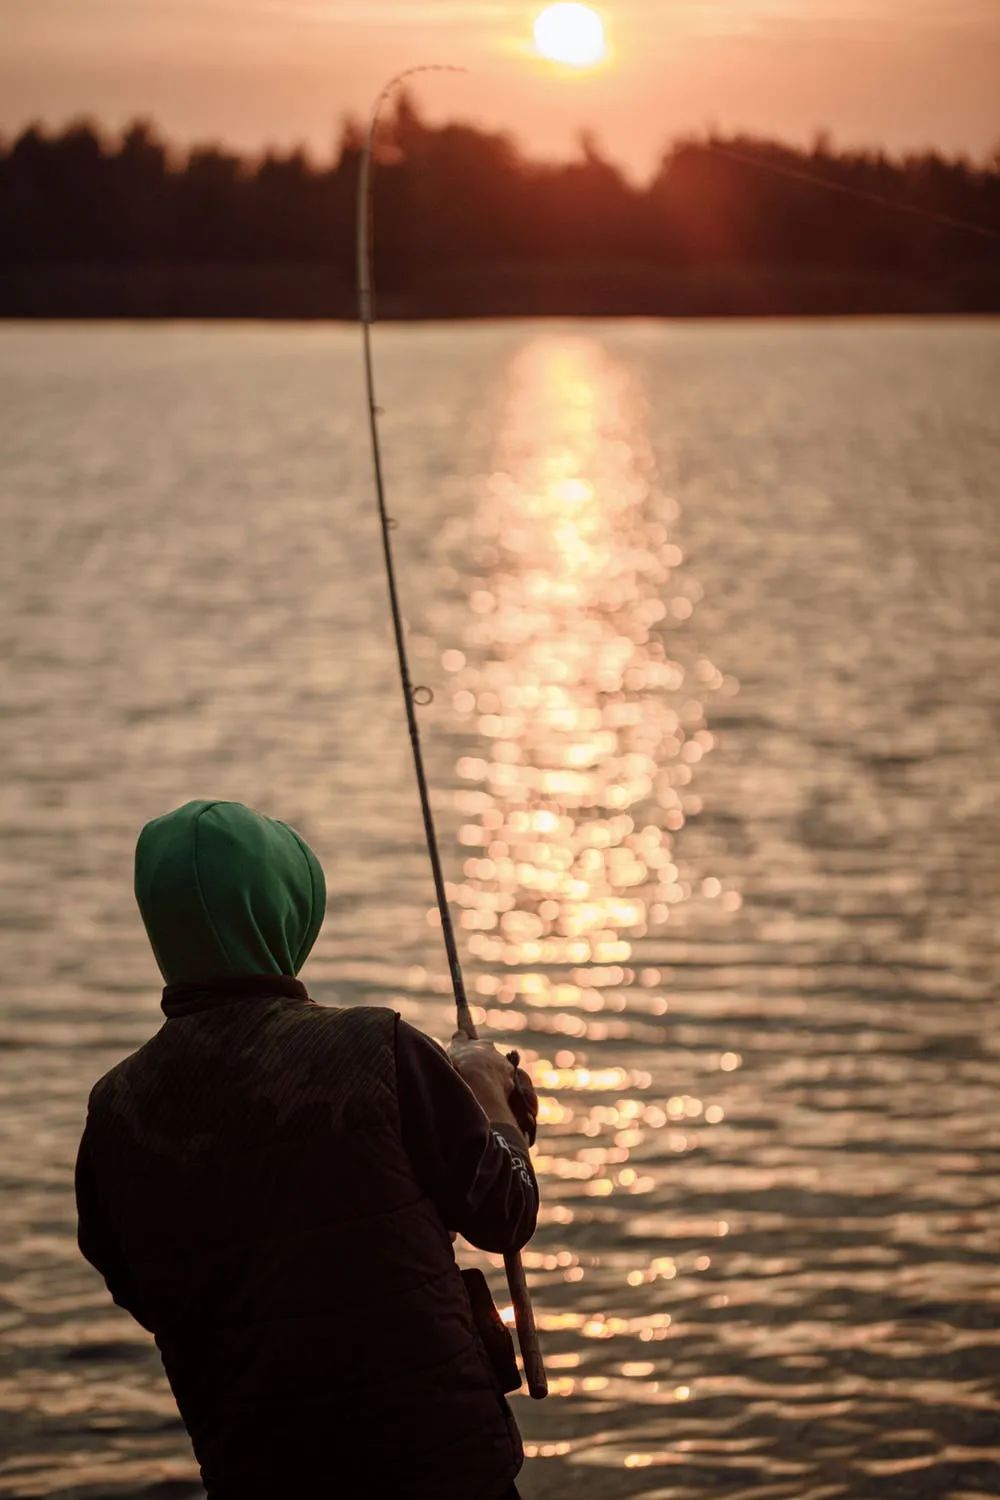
[{"left": 432, "top": 337, "right": 755, "bottom": 1453}]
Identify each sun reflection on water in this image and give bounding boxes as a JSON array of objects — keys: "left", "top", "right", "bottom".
[
  {"left": 441, "top": 335, "right": 737, "bottom": 1347},
  {"left": 448, "top": 337, "right": 723, "bottom": 977}
]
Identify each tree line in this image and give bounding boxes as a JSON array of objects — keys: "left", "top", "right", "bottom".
[{"left": 1, "top": 96, "right": 997, "bottom": 316}]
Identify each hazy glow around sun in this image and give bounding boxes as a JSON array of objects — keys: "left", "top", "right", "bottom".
[{"left": 533, "top": 4, "right": 607, "bottom": 68}]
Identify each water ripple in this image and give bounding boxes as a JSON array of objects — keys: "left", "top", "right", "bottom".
[{"left": 0, "top": 319, "right": 997, "bottom": 1499}]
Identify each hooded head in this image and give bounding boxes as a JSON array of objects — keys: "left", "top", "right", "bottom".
[{"left": 134, "top": 800, "right": 326, "bottom": 985}]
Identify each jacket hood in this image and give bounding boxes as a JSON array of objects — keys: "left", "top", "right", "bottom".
[{"left": 134, "top": 800, "right": 326, "bottom": 984}]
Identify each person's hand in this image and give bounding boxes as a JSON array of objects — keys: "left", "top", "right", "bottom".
[
  {"left": 449, "top": 1035, "right": 538, "bottom": 1146},
  {"left": 506, "top": 1052, "right": 539, "bottom": 1147},
  {"left": 449, "top": 1036, "right": 518, "bottom": 1126}
]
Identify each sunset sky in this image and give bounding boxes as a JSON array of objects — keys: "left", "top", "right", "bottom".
[{"left": 3, "top": 0, "right": 999, "bottom": 175}]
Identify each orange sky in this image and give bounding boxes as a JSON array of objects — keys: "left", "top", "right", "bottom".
[{"left": 4, "top": 0, "right": 999, "bottom": 174}]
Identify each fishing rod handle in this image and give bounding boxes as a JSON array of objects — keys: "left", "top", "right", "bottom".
[
  {"left": 456, "top": 1017, "right": 548, "bottom": 1399},
  {"left": 503, "top": 1250, "right": 548, "bottom": 1400}
]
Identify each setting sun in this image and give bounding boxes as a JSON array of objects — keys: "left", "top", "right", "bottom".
[{"left": 533, "top": 4, "right": 607, "bottom": 69}]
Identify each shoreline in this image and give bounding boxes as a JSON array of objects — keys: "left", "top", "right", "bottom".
[{"left": 3, "top": 262, "right": 998, "bottom": 320}]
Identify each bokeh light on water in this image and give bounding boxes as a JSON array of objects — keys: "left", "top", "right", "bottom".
[
  {"left": 417, "top": 336, "right": 763, "bottom": 1490},
  {"left": 446, "top": 338, "right": 725, "bottom": 979},
  {"left": 1, "top": 320, "right": 998, "bottom": 1498}
]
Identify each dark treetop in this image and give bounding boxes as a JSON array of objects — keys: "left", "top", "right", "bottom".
[{"left": 2, "top": 95, "right": 998, "bottom": 316}]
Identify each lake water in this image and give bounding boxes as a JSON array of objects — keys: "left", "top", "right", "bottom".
[{"left": 1, "top": 319, "right": 998, "bottom": 1499}]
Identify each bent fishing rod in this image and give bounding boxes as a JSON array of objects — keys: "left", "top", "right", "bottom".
[{"left": 357, "top": 68, "right": 548, "bottom": 1402}]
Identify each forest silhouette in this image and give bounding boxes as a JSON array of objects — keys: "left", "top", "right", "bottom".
[{"left": 2, "top": 94, "right": 998, "bottom": 317}]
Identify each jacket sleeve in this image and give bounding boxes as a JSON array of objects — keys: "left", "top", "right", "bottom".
[
  {"left": 394, "top": 1018, "right": 539, "bottom": 1255},
  {"left": 75, "top": 1124, "right": 153, "bottom": 1331}
]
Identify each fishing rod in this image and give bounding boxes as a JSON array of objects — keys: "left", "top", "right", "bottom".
[{"left": 357, "top": 67, "right": 548, "bottom": 1402}]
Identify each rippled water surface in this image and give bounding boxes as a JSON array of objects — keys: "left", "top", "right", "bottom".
[{"left": 1, "top": 319, "right": 998, "bottom": 1499}]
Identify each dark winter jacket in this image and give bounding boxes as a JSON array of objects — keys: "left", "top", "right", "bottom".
[{"left": 75, "top": 801, "right": 537, "bottom": 1500}]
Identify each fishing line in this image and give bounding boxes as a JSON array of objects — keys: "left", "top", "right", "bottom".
[{"left": 704, "top": 142, "right": 1000, "bottom": 245}]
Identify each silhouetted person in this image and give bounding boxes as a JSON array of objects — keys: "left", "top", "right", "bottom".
[{"left": 75, "top": 800, "right": 537, "bottom": 1499}]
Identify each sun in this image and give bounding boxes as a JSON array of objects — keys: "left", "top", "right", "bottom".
[{"left": 533, "top": 4, "right": 607, "bottom": 68}]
